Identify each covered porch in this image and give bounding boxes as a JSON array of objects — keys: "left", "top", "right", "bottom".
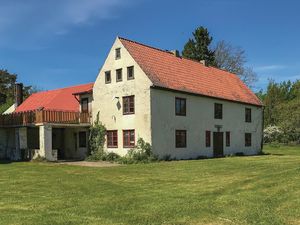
[{"left": 0, "top": 110, "right": 91, "bottom": 161}]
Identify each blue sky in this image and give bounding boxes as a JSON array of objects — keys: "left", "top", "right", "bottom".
[{"left": 1, "top": 0, "right": 300, "bottom": 92}]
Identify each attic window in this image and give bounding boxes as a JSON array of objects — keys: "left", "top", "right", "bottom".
[
  {"left": 105, "top": 71, "right": 111, "bottom": 84},
  {"left": 115, "top": 48, "right": 121, "bottom": 60},
  {"left": 116, "top": 69, "right": 122, "bottom": 82},
  {"left": 127, "top": 66, "right": 134, "bottom": 80}
]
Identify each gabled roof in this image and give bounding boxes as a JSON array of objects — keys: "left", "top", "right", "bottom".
[
  {"left": 15, "top": 83, "right": 94, "bottom": 113},
  {"left": 119, "top": 37, "right": 262, "bottom": 106}
]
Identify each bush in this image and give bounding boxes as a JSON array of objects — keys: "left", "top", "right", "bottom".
[
  {"left": 119, "top": 138, "right": 158, "bottom": 164},
  {"left": 86, "top": 113, "right": 106, "bottom": 161},
  {"left": 264, "top": 125, "right": 283, "bottom": 143}
]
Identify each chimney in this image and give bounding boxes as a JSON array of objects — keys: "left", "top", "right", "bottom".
[
  {"left": 170, "top": 50, "right": 180, "bottom": 57},
  {"left": 200, "top": 60, "right": 206, "bottom": 66},
  {"left": 14, "top": 83, "right": 23, "bottom": 107}
]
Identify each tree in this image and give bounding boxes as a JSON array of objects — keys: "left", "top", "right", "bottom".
[
  {"left": 0, "top": 69, "right": 33, "bottom": 113},
  {"left": 182, "top": 26, "right": 215, "bottom": 66},
  {"left": 214, "top": 40, "right": 257, "bottom": 87}
]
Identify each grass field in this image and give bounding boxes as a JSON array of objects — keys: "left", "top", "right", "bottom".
[{"left": 1, "top": 145, "right": 300, "bottom": 225}]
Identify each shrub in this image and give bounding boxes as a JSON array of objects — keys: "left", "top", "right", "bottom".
[
  {"left": 86, "top": 112, "right": 106, "bottom": 161},
  {"left": 264, "top": 125, "right": 283, "bottom": 143},
  {"left": 119, "top": 138, "right": 158, "bottom": 164}
]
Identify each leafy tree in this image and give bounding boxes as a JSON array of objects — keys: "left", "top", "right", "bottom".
[
  {"left": 259, "top": 79, "right": 300, "bottom": 144},
  {"left": 214, "top": 41, "right": 257, "bottom": 87},
  {"left": 0, "top": 69, "right": 33, "bottom": 114},
  {"left": 182, "top": 26, "right": 215, "bottom": 66}
]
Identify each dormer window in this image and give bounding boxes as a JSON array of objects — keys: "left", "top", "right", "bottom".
[
  {"left": 81, "top": 98, "right": 89, "bottom": 113},
  {"left": 116, "top": 69, "right": 123, "bottom": 82},
  {"left": 115, "top": 48, "right": 121, "bottom": 60},
  {"left": 105, "top": 71, "right": 111, "bottom": 84}
]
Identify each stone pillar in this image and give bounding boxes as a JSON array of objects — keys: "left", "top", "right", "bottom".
[{"left": 39, "top": 125, "right": 56, "bottom": 161}]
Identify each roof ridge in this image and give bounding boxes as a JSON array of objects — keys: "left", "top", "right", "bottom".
[
  {"left": 118, "top": 36, "right": 174, "bottom": 55},
  {"left": 36, "top": 82, "right": 94, "bottom": 94}
]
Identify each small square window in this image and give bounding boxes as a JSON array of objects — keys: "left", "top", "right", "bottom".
[
  {"left": 115, "top": 48, "right": 121, "bottom": 59},
  {"left": 127, "top": 66, "right": 134, "bottom": 80},
  {"left": 214, "top": 103, "right": 223, "bottom": 119},
  {"left": 245, "top": 133, "right": 252, "bottom": 147},
  {"left": 175, "top": 97, "right": 186, "bottom": 116},
  {"left": 245, "top": 108, "right": 252, "bottom": 123},
  {"left": 206, "top": 131, "right": 211, "bottom": 147},
  {"left": 226, "top": 131, "right": 230, "bottom": 147},
  {"left": 79, "top": 132, "right": 87, "bottom": 148},
  {"left": 176, "top": 130, "right": 187, "bottom": 148},
  {"left": 116, "top": 69, "right": 122, "bottom": 82},
  {"left": 105, "top": 71, "right": 111, "bottom": 84}
]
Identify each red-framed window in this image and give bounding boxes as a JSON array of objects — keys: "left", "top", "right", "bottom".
[
  {"left": 81, "top": 98, "right": 89, "bottom": 113},
  {"left": 176, "top": 130, "right": 187, "bottom": 148},
  {"left": 175, "top": 97, "right": 186, "bottom": 116},
  {"left": 123, "top": 96, "right": 135, "bottom": 115},
  {"left": 226, "top": 131, "right": 230, "bottom": 147},
  {"left": 205, "top": 131, "right": 211, "bottom": 147},
  {"left": 123, "top": 130, "right": 135, "bottom": 148},
  {"left": 107, "top": 130, "right": 118, "bottom": 148}
]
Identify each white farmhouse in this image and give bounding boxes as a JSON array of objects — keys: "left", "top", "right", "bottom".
[
  {"left": 0, "top": 37, "right": 263, "bottom": 160},
  {"left": 93, "top": 37, "right": 263, "bottom": 159}
]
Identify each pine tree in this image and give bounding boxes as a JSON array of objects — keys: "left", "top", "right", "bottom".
[{"left": 182, "top": 26, "right": 215, "bottom": 66}]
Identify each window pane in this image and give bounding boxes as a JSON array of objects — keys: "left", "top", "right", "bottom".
[
  {"left": 245, "top": 108, "right": 251, "bottom": 122},
  {"left": 116, "top": 69, "right": 122, "bottom": 82},
  {"left": 79, "top": 132, "right": 87, "bottom": 148},
  {"left": 214, "top": 103, "right": 223, "bottom": 119},
  {"left": 107, "top": 130, "right": 118, "bottom": 147},
  {"left": 123, "top": 130, "right": 135, "bottom": 147},
  {"left": 81, "top": 98, "right": 88, "bottom": 113},
  {"left": 226, "top": 132, "right": 230, "bottom": 147},
  {"left": 105, "top": 71, "right": 111, "bottom": 83},
  {"left": 176, "top": 130, "right": 186, "bottom": 148},
  {"left": 127, "top": 66, "right": 134, "bottom": 79},
  {"left": 206, "top": 131, "right": 211, "bottom": 147},
  {"left": 115, "top": 48, "right": 121, "bottom": 59},
  {"left": 175, "top": 98, "right": 186, "bottom": 116},
  {"left": 123, "top": 96, "right": 135, "bottom": 114}
]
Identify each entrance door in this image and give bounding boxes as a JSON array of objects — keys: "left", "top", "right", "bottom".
[{"left": 213, "top": 132, "right": 224, "bottom": 157}]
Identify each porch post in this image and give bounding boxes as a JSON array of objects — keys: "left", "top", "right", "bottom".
[{"left": 39, "top": 125, "right": 56, "bottom": 161}]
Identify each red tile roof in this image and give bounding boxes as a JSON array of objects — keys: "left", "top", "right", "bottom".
[
  {"left": 119, "top": 37, "right": 262, "bottom": 106},
  {"left": 15, "top": 83, "right": 94, "bottom": 113}
]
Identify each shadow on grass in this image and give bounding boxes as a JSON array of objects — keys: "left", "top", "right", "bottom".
[{"left": 0, "top": 160, "right": 13, "bottom": 164}]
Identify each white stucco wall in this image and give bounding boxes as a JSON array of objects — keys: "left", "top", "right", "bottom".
[
  {"left": 151, "top": 88, "right": 263, "bottom": 159},
  {"left": 92, "top": 38, "right": 153, "bottom": 156}
]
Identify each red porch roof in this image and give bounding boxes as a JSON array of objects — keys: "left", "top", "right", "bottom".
[{"left": 15, "top": 83, "right": 94, "bottom": 113}]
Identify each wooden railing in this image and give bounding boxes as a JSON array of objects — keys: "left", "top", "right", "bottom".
[{"left": 0, "top": 110, "right": 91, "bottom": 126}]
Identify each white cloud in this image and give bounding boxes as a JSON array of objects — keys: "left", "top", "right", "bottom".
[
  {"left": 254, "top": 64, "right": 286, "bottom": 72},
  {"left": 0, "top": 0, "right": 131, "bottom": 49}
]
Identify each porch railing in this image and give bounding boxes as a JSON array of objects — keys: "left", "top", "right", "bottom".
[{"left": 0, "top": 110, "right": 91, "bottom": 126}]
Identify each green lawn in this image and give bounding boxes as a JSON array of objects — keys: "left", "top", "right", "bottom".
[{"left": 1, "top": 146, "right": 300, "bottom": 225}]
